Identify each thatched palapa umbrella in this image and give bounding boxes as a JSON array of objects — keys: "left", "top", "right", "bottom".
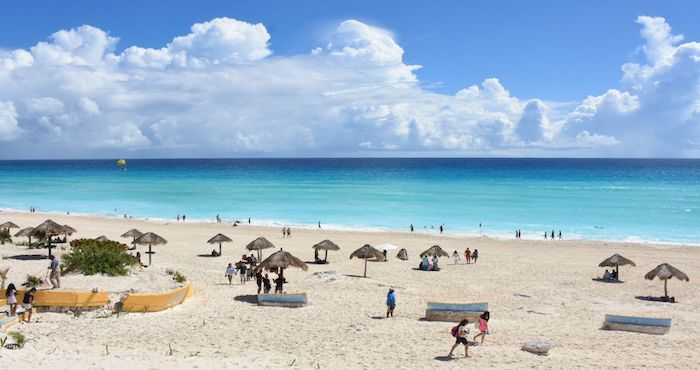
[
  {"left": 133, "top": 232, "right": 167, "bottom": 266},
  {"left": 256, "top": 248, "right": 309, "bottom": 275},
  {"left": 62, "top": 225, "right": 77, "bottom": 236},
  {"left": 208, "top": 233, "right": 233, "bottom": 256},
  {"left": 599, "top": 254, "right": 636, "bottom": 280},
  {"left": 0, "top": 221, "right": 19, "bottom": 230},
  {"left": 121, "top": 229, "right": 143, "bottom": 243},
  {"left": 246, "top": 237, "right": 275, "bottom": 261},
  {"left": 645, "top": 263, "right": 689, "bottom": 299},
  {"left": 350, "top": 244, "right": 384, "bottom": 277},
  {"left": 420, "top": 245, "right": 449, "bottom": 258},
  {"left": 312, "top": 239, "right": 340, "bottom": 262},
  {"left": 30, "top": 219, "right": 72, "bottom": 257},
  {"left": 15, "top": 227, "right": 34, "bottom": 244},
  {"left": 95, "top": 235, "right": 109, "bottom": 241}
]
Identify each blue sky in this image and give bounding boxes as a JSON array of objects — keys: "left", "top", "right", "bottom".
[
  {"left": 2, "top": 0, "right": 698, "bottom": 100},
  {"left": 0, "top": 1, "right": 699, "bottom": 158}
]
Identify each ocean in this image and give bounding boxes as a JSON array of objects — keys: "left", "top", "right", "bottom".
[{"left": 0, "top": 158, "right": 698, "bottom": 244}]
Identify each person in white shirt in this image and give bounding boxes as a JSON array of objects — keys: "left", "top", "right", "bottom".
[
  {"left": 449, "top": 319, "right": 471, "bottom": 358},
  {"left": 225, "top": 263, "right": 237, "bottom": 285},
  {"left": 452, "top": 251, "right": 460, "bottom": 265}
]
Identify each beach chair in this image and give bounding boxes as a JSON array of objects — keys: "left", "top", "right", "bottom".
[
  {"left": 602, "top": 314, "right": 671, "bottom": 335},
  {"left": 257, "top": 293, "right": 308, "bottom": 308},
  {"left": 425, "top": 302, "right": 488, "bottom": 322}
]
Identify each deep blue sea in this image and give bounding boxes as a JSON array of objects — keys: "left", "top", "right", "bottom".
[{"left": 0, "top": 158, "right": 699, "bottom": 244}]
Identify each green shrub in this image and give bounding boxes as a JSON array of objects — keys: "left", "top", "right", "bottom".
[
  {"left": 23, "top": 274, "right": 44, "bottom": 288},
  {"left": 0, "top": 228, "right": 11, "bottom": 245},
  {"left": 8, "top": 332, "right": 25, "bottom": 347},
  {"left": 63, "top": 239, "right": 137, "bottom": 276},
  {"left": 173, "top": 271, "right": 186, "bottom": 283}
]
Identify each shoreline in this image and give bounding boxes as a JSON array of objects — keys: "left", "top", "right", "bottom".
[{"left": 1, "top": 208, "right": 697, "bottom": 249}]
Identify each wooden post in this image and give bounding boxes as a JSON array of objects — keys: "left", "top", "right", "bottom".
[
  {"left": 363, "top": 259, "right": 367, "bottom": 277},
  {"left": 664, "top": 279, "right": 668, "bottom": 298},
  {"left": 219, "top": 242, "right": 222, "bottom": 256},
  {"left": 148, "top": 244, "right": 152, "bottom": 265},
  {"left": 325, "top": 250, "right": 328, "bottom": 262}
]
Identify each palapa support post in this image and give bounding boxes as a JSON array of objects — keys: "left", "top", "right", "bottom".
[
  {"left": 219, "top": 242, "right": 222, "bottom": 256},
  {"left": 664, "top": 279, "right": 668, "bottom": 298},
  {"left": 364, "top": 259, "right": 367, "bottom": 277},
  {"left": 325, "top": 250, "right": 328, "bottom": 262}
]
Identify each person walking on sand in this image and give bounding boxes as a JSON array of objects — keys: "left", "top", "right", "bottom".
[
  {"left": 177, "top": 214, "right": 180, "bottom": 221},
  {"left": 452, "top": 250, "right": 460, "bottom": 265},
  {"left": 386, "top": 288, "right": 396, "bottom": 318},
  {"left": 48, "top": 255, "right": 61, "bottom": 289},
  {"left": 6, "top": 283, "right": 17, "bottom": 316},
  {"left": 551, "top": 230, "right": 555, "bottom": 240},
  {"left": 440, "top": 224, "right": 444, "bottom": 234},
  {"left": 225, "top": 263, "right": 237, "bottom": 285},
  {"left": 449, "top": 319, "right": 471, "bottom": 358},
  {"left": 544, "top": 231, "right": 548, "bottom": 240},
  {"left": 286, "top": 227, "right": 291, "bottom": 238},
  {"left": 472, "top": 249, "right": 479, "bottom": 263},
  {"left": 282, "top": 227, "right": 286, "bottom": 238},
  {"left": 473, "top": 311, "right": 490, "bottom": 344},
  {"left": 558, "top": 230, "right": 562, "bottom": 240},
  {"left": 465, "top": 248, "right": 471, "bottom": 264},
  {"left": 238, "top": 263, "right": 247, "bottom": 285},
  {"left": 22, "top": 287, "right": 36, "bottom": 322}
]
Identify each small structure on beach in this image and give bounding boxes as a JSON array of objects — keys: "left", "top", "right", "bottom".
[
  {"left": 133, "top": 232, "right": 168, "bottom": 266},
  {"left": 246, "top": 236, "right": 276, "bottom": 261},
  {"left": 312, "top": 239, "right": 340, "bottom": 263},
  {"left": 62, "top": 224, "right": 77, "bottom": 236},
  {"left": 30, "top": 219, "right": 73, "bottom": 257},
  {"left": 121, "top": 229, "right": 143, "bottom": 244},
  {"left": 644, "top": 263, "right": 689, "bottom": 301},
  {"left": 420, "top": 245, "right": 449, "bottom": 258},
  {"left": 599, "top": 254, "right": 636, "bottom": 280},
  {"left": 602, "top": 314, "right": 671, "bottom": 335},
  {"left": 350, "top": 244, "right": 384, "bottom": 277},
  {"left": 256, "top": 248, "right": 309, "bottom": 274},
  {"left": 397, "top": 248, "right": 409, "bottom": 260},
  {"left": 207, "top": 233, "right": 233, "bottom": 256},
  {"left": 0, "top": 221, "right": 20, "bottom": 231},
  {"left": 14, "top": 227, "right": 34, "bottom": 244}
]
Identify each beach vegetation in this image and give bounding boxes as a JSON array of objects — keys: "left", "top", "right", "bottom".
[
  {"left": 63, "top": 239, "right": 137, "bottom": 276},
  {"left": 0, "top": 228, "right": 11, "bottom": 245},
  {"left": 8, "top": 332, "right": 25, "bottom": 348},
  {"left": 165, "top": 268, "right": 187, "bottom": 283},
  {"left": 22, "top": 275, "right": 44, "bottom": 288},
  {"left": 15, "top": 241, "right": 44, "bottom": 249}
]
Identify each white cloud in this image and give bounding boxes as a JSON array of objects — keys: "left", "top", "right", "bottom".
[
  {"left": 0, "top": 101, "right": 21, "bottom": 140},
  {"left": 0, "top": 16, "right": 698, "bottom": 158}
]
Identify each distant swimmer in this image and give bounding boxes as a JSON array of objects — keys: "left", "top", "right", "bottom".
[
  {"left": 318, "top": 221, "right": 321, "bottom": 229},
  {"left": 558, "top": 230, "right": 562, "bottom": 240}
]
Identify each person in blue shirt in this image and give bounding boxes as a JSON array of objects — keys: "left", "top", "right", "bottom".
[{"left": 386, "top": 288, "right": 396, "bottom": 318}]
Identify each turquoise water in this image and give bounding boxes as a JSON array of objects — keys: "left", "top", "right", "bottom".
[{"left": 0, "top": 158, "right": 699, "bottom": 244}]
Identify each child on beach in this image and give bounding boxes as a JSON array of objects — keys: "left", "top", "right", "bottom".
[
  {"left": 386, "top": 289, "right": 396, "bottom": 317},
  {"left": 263, "top": 274, "right": 272, "bottom": 294},
  {"left": 274, "top": 274, "right": 287, "bottom": 293},
  {"left": 225, "top": 263, "right": 237, "bottom": 285},
  {"left": 22, "top": 287, "right": 36, "bottom": 322},
  {"left": 473, "top": 311, "right": 490, "bottom": 344},
  {"left": 449, "top": 319, "right": 471, "bottom": 358},
  {"left": 5, "top": 283, "right": 17, "bottom": 316},
  {"left": 452, "top": 250, "right": 460, "bottom": 264}
]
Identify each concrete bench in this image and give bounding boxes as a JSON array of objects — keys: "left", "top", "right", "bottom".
[
  {"left": 425, "top": 302, "right": 488, "bottom": 322},
  {"left": 603, "top": 314, "right": 671, "bottom": 335},
  {"left": 257, "top": 293, "right": 308, "bottom": 308}
]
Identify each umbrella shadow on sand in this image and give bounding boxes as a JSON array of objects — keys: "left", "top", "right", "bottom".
[
  {"left": 5, "top": 254, "right": 48, "bottom": 261},
  {"left": 635, "top": 295, "right": 676, "bottom": 303},
  {"left": 591, "top": 278, "right": 623, "bottom": 284}
]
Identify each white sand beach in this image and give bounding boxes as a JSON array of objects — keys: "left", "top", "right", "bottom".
[{"left": 0, "top": 211, "right": 698, "bottom": 369}]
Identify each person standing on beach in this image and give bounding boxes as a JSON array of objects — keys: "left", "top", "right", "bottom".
[
  {"left": 452, "top": 250, "right": 460, "bottom": 264},
  {"left": 282, "top": 227, "right": 286, "bottom": 238},
  {"left": 274, "top": 273, "right": 286, "bottom": 293},
  {"left": 286, "top": 228, "right": 291, "bottom": 238},
  {"left": 5, "top": 283, "right": 17, "bottom": 316},
  {"left": 544, "top": 231, "right": 547, "bottom": 240},
  {"left": 225, "top": 263, "right": 236, "bottom": 285},
  {"left": 255, "top": 270, "right": 263, "bottom": 294},
  {"left": 263, "top": 274, "right": 272, "bottom": 294},
  {"left": 440, "top": 225, "right": 444, "bottom": 234},
  {"left": 448, "top": 319, "right": 471, "bottom": 358},
  {"left": 472, "top": 249, "right": 479, "bottom": 263},
  {"left": 238, "top": 263, "right": 247, "bottom": 285},
  {"left": 558, "top": 230, "right": 562, "bottom": 240},
  {"left": 473, "top": 311, "right": 490, "bottom": 344},
  {"left": 386, "top": 288, "right": 396, "bottom": 318},
  {"left": 551, "top": 230, "right": 554, "bottom": 239},
  {"left": 182, "top": 214, "right": 186, "bottom": 222},
  {"left": 465, "top": 248, "right": 471, "bottom": 264},
  {"left": 48, "top": 255, "right": 61, "bottom": 289},
  {"left": 22, "top": 288, "right": 36, "bottom": 322},
  {"left": 410, "top": 224, "right": 414, "bottom": 232},
  {"left": 177, "top": 214, "right": 180, "bottom": 221},
  {"left": 318, "top": 221, "right": 321, "bottom": 228}
]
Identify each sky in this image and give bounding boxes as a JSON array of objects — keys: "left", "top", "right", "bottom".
[{"left": 0, "top": 0, "right": 699, "bottom": 158}]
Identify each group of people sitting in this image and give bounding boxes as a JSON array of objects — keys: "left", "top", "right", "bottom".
[
  {"left": 419, "top": 255, "right": 441, "bottom": 271},
  {"left": 602, "top": 269, "right": 619, "bottom": 281},
  {"left": 313, "top": 249, "right": 327, "bottom": 264}
]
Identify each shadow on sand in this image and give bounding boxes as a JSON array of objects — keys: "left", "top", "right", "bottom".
[
  {"left": 6, "top": 254, "right": 48, "bottom": 261},
  {"left": 635, "top": 295, "right": 676, "bottom": 303},
  {"left": 592, "top": 278, "right": 623, "bottom": 284},
  {"left": 234, "top": 294, "right": 258, "bottom": 305}
]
